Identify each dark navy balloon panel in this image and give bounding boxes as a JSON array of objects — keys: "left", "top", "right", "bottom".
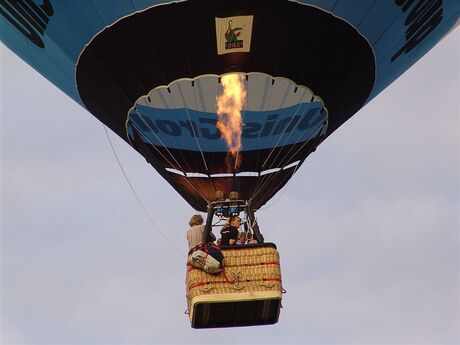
[{"left": 1, "top": 0, "right": 459, "bottom": 211}]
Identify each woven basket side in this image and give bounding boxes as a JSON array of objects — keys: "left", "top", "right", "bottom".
[{"left": 186, "top": 245, "right": 283, "bottom": 312}]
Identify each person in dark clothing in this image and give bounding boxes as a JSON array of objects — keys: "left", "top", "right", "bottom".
[{"left": 220, "top": 216, "right": 240, "bottom": 246}]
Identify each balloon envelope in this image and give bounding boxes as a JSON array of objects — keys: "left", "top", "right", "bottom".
[{"left": 1, "top": 0, "right": 459, "bottom": 211}]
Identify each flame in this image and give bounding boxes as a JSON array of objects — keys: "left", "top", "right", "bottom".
[{"left": 216, "top": 74, "right": 246, "bottom": 169}]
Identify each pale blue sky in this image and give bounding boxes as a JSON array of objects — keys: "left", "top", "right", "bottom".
[{"left": 1, "top": 29, "right": 459, "bottom": 344}]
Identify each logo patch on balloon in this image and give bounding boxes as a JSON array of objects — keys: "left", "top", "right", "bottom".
[{"left": 216, "top": 16, "right": 253, "bottom": 55}]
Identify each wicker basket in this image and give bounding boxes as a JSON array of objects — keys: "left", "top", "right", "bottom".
[{"left": 186, "top": 243, "right": 283, "bottom": 328}]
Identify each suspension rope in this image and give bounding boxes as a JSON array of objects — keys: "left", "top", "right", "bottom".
[
  {"left": 133, "top": 124, "right": 209, "bottom": 202},
  {"left": 248, "top": 103, "right": 305, "bottom": 200},
  {"left": 256, "top": 163, "right": 301, "bottom": 212},
  {"left": 103, "top": 125, "right": 185, "bottom": 258},
  {"left": 249, "top": 102, "right": 327, "bottom": 204},
  {"left": 234, "top": 73, "right": 248, "bottom": 172},
  {"left": 132, "top": 93, "right": 196, "bottom": 181},
  {"left": 263, "top": 116, "right": 324, "bottom": 181},
  {"left": 130, "top": 119, "right": 209, "bottom": 203},
  {"left": 260, "top": 91, "right": 306, "bottom": 168},
  {"left": 131, "top": 121, "right": 182, "bottom": 170},
  {"left": 132, "top": 108, "right": 186, "bottom": 171},
  {"left": 249, "top": 84, "right": 307, "bottom": 197},
  {"left": 249, "top": 123, "right": 324, "bottom": 205},
  {"left": 168, "top": 82, "right": 210, "bottom": 172},
  {"left": 193, "top": 77, "right": 220, "bottom": 193},
  {"left": 249, "top": 88, "right": 310, "bottom": 199},
  {"left": 263, "top": 101, "right": 317, "bottom": 169}
]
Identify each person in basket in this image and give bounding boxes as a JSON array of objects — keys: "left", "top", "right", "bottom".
[
  {"left": 220, "top": 216, "right": 240, "bottom": 246},
  {"left": 186, "top": 214, "right": 215, "bottom": 250}
]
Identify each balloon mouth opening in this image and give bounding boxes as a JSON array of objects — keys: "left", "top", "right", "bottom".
[{"left": 126, "top": 72, "right": 328, "bottom": 177}]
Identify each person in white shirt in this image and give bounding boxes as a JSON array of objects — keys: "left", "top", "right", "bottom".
[{"left": 187, "top": 214, "right": 215, "bottom": 250}]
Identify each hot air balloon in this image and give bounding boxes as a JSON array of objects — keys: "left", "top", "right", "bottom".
[{"left": 2, "top": 0, "right": 459, "bottom": 329}]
